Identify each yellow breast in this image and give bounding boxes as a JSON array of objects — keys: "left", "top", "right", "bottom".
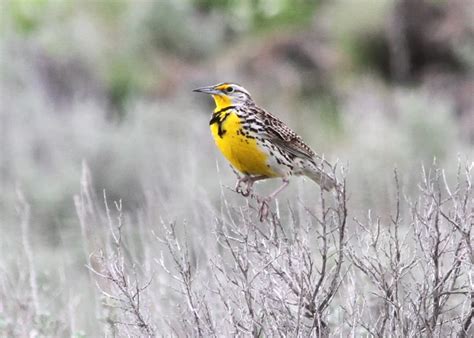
[{"left": 210, "top": 112, "right": 277, "bottom": 177}]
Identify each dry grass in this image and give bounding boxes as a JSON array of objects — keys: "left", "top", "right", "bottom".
[{"left": 2, "top": 160, "right": 472, "bottom": 336}]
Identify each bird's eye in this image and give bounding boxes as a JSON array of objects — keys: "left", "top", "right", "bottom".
[{"left": 225, "top": 86, "right": 234, "bottom": 93}]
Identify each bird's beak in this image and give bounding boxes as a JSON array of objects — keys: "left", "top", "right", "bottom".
[{"left": 193, "top": 85, "right": 220, "bottom": 95}]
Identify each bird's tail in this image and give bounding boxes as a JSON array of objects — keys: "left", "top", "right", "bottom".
[{"left": 303, "top": 158, "right": 338, "bottom": 191}]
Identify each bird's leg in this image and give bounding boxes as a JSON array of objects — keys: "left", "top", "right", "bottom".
[
  {"left": 236, "top": 175, "right": 268, "bottom": 197},
  {"left": 235, "top": 175, "right": 250, "bottom": 195},
  {"left": 232, "top": 166, "right": 250, "bottom": 195},
  {"left": 258, "top": 177, "right": 290, "bottom": 221},
  {"left": 244, "top": 175, "right": 267, "bottom": 197}
]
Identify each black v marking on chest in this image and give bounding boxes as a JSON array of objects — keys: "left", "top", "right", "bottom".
[{"left": 210, "top": 106, "right": 235, "bottom": 138}]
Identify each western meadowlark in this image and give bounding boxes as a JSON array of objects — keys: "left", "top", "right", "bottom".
[{"left": 194, "top": 82, "right": 337, "bottom": 220}]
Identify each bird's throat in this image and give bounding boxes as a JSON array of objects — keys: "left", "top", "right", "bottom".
[{"left": 212, "top": 94, "right": 232, "bottom": 111}]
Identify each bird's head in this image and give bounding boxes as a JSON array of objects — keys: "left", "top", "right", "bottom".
[{"left": 193, "top": 82, "right": 253, "bottom": 110}]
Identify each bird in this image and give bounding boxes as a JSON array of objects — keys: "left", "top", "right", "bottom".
[{"left": 193, "top": 82, "right": 338, "bottom": 220}]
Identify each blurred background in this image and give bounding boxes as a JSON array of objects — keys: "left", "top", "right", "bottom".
[{"left": 1, "top": 0, "right": 473, "bottom": 335}]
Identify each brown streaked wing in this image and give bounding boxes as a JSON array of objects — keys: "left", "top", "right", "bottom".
[{"left": 251, "top": 106, "right": 316, "bottom": 161}]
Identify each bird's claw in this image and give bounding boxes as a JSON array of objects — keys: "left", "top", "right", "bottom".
[
  {"left": 234, "top": 177, "right": 245, "bottom": 194},
  {"left": 257, "top": 196, "right": 271, "bottom": 222},
  {"left": 235, "top": 177, "right": 252, "bottom": 197},
  {"left": 235, "top": 178, "right": 272, "bottom": 220},
  {"left": 240, "top": 188, "right": 251, "bottom": 197},
  {"left": 236, "top": 185, "right": 251, "bottom": 197}
]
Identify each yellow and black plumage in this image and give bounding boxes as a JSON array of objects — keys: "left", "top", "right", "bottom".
[{"left": 194, "top": 82, "right": 337, "bottom": 219}]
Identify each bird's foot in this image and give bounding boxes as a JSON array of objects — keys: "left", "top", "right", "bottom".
[
  {"left": 235, "top": 177, "right": 253, "bottom": 197},
  {"left": 256, "top": 196, "right": 271, "bottom": 222}
]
